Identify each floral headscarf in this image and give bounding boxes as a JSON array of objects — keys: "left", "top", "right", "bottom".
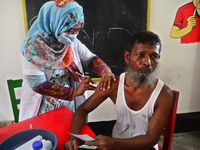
[{"left": 20, "top": 1, "right": 84, "bottom": 70}]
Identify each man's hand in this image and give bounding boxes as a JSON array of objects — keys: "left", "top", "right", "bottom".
[
  {"left": 99, "top": 69, "right": 116, "bottom": 91},
  {"left": 187, "top": 15, "right": 196, "bottom": 31},
  {"left": 85, "top": 135, "right": 115, "bottom": 150},
  {"left": 75, "top": 76, "right": 96, "bottom": 97},
  {"left": 63, "top": 136, "right": 82, "bottom": 150}
]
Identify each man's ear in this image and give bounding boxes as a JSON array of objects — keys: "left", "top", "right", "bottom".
[{"left": 124, "top": 50, "right": 130, "bottom": 63}]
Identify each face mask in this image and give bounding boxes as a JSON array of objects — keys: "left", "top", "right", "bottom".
[{"left": 57, "top": 33, "right": 78, "bottom": 45}]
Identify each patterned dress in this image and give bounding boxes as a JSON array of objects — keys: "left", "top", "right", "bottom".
[{"left": 38, "top": 69, "right": 75, "bottom": 114}]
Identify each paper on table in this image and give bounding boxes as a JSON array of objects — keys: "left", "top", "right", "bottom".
[
  {"left": 70, "top": 133, "right": 97, "bottom": 149},
  {"left": 70, "top": 133, "right": 95, "bottom": 141}
]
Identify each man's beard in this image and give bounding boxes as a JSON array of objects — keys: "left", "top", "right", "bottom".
[{"left": 125, "top": 63, "right": 158, "bottom": 88}]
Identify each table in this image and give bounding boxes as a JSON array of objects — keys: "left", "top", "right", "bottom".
[{"left": 0, "top": 107, "right": 95, "bottom": 150}]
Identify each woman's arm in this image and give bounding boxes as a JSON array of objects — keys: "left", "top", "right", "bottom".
[
  {"left": 26, "top": 75, "right": 75, "bottom": 101},
  {"left": 26, "top": 75, "right": 95, "bottom": 101},
  {"left": 75, "top": 39, "right": 116, "bottom": 90}
]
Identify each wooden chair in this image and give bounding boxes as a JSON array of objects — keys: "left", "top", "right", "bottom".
[
  {"left": 7, "top": 79, "right": 23, "bottom": 123},
  {"left": 158, "top": 90, "right": 179, "bottom": 150}
]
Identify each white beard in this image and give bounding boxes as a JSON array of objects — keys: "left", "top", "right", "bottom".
[{"left": 125, "top": 63, "right": 158, "bottom": 88}]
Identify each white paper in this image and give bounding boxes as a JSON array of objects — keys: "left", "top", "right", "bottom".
[
  {"left": 70, "top": 133, "right": 97, "bottom": 149},
  {"left": 70, "top": 133, "right": 95, "bottom": 141}
]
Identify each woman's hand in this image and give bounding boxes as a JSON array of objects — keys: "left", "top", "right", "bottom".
[
  {"left": 99, "top": 69, "right": 116, "bottom": 91},
  {"left": 75, "top": 76, "right": 96, "bottom": 97}
]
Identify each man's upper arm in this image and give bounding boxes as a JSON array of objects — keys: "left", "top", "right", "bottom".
[
  {"left": 79, "top": 83, "right": 115, "bottom": 114},
  {"left": 146, "top": 86, "right": 173, "bottom": 141},
  {"left": 173, "top": 7, "right": 183, "bottom": 29}
]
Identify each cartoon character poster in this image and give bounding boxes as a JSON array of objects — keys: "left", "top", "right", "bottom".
[{"left": 171, "top": 0, "right": 200, "bottom": 44}]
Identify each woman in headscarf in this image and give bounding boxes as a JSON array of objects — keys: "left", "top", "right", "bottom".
[{"left": 19, "top": 0, "right": 115, "bottom": 122}]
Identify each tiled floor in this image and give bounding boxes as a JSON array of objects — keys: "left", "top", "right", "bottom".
[{"left": 158, "top": 131, "right": 200, "bottom": 150}]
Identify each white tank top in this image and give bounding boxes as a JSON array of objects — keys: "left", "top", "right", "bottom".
[{"left": 112, "top": 73, "right": 164, "bottom": 150}]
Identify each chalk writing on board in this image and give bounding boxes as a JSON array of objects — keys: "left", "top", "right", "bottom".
[
  {"left": 28, "top": 16, "right": 133, "bottom": 48},
  {"left": 107, "top": 27, "right": 133, "bottom": 37},
  {"left": 29, "top": 16, "right": 37, "bottom": 27},
  {"left": 81, "top": 28, "right": 132, "bottom": 46},
  {"left": 82, "top": 29, "right": 95, "bottom": 46}
]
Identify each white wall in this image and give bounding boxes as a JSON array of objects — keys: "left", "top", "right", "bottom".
[
  {"left": 150, "top": 0, "right": 200, "bottom": 114},
  {"left": 0, "top": 0, "right": 200, "bottom": 122},
  {"left": 0, "top": 0, "right": 25, "bottom": 120}
]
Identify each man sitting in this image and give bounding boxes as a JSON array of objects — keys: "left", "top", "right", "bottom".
[{"left": 64, "top": 31, "right": 173, "bottom": 150}]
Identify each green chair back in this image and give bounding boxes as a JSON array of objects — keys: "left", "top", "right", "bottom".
[{"left": 7, "top": 79, "right": 23, "bottom": 123}]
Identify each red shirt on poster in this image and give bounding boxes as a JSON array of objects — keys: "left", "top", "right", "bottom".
[{"left": 173, "top": 2, "right": 200, "bottom": 44}]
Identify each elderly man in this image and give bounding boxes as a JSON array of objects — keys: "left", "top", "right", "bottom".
[{"left": 64, "top": 31, "right": 173, "bottom": 150}]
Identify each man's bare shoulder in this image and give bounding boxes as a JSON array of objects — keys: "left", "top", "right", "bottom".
[
  {"left": 156, "top": 83, "right": 173, "bottom": 110},
  {"left": 161, "top": 84, "right": 173, "bottom": 99},
  {"left": 95, "top": 75, "right": 120, "bottom": 97}
]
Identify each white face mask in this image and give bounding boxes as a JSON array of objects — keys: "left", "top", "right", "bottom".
[{"left": 57, "top": 33, "right": 78, "bottom": 45}]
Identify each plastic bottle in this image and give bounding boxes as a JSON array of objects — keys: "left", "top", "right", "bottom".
[
  {"left": 32, "top": 140, "right": 46, "bottom": 150},
  {"left": 42, "top": 139, "right": 53, "bottom": 150},
  {"left": 14, "top": 135, "right": 43, "bottom": 150}
]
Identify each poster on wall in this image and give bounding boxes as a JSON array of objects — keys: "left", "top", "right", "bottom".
[{"left": 170, "top": 0, "right": 200, "bottom": 44}]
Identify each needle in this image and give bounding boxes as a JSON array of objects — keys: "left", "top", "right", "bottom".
[{"left": 76, "top": 72, "right": 84, "bottom": 77}]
